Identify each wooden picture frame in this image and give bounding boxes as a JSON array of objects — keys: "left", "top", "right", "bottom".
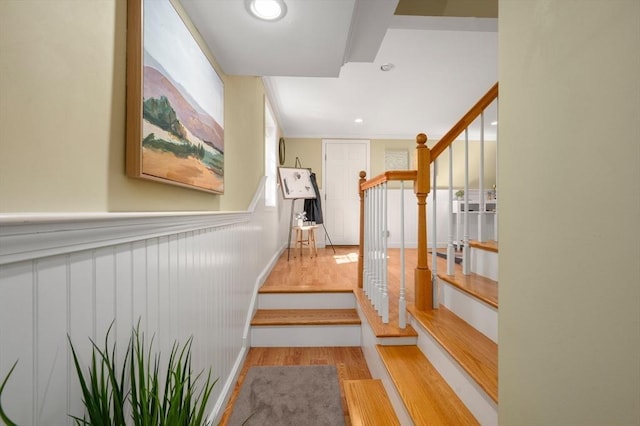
[
  {"left": 278, "top": 168, "right": 316, "bottom": 200},
  {"left": 126, "top": 0, "right": 225, "bottom": 194}
]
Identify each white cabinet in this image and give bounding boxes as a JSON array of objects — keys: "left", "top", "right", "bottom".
[
  {"left": 452, "top": 200, "right": 497, "bottom": 213},
  {"left": 452, "top": 199, "right": 496, "bottom": 243}
]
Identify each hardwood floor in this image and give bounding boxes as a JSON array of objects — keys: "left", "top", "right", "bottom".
[
  {"left": 220, "top": 247, "right": 367, "bottom": 425},
  {"left": 218, "top": 346, "right": 371, "bottom": 425},
  {"left": 260, "top": 246, "right": 360, "bottom": 292}
]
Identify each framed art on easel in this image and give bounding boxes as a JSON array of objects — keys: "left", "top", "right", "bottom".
[{"left": 278, "top": 168, "right": 316, "bottom": 199}]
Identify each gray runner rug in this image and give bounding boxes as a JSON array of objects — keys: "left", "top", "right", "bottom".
[{"left": 227, "top": 365, "right": 345, "bottom": 426}]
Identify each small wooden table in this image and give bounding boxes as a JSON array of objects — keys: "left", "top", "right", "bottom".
[{"left": 293, "top": 225, "right": 319, "bottom": 258}]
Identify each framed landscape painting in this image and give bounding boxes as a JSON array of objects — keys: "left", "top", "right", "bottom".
[{"left": 126, "top": 0, "right": 224, "bottom": 194}]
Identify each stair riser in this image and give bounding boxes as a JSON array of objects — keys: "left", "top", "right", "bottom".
[
  {"left": 258, "top": 292, "right": 355, "bottom": 309},
  {"left": 441, "top": 283, "right": 498, "bottom": 343},
  {"left": 409, "top": 315, "right": 498, "bottom": 426},
  {"left": 358, "top": 309, "right": 414, "bottom": 426},
  {"left": 470, "top": 247, "right": 498, "bottom": 281},
  {"left": 250, "top": 325, "right": 361, "bottom": 347}
]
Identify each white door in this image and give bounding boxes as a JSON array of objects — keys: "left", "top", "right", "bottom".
[{"left": 322, "top": 140, "right": 370, "bottom": 245}]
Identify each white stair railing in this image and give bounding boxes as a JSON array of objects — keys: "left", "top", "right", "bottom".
[
  {"left": 430, "top": 85, "right": 499, "bottom": 283},
  {"left": 359, "top": 82, "right": 499, "bottom": 315},
  {"left": 361, "top": 174, "right": 415, "bottom": 326},
  {"left": 362, "top": 181, "right": 389, "bottom": 323}
]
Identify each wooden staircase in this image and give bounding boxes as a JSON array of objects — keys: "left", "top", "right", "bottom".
[
  {"left": 247, "top": 244, "right": 498, "bottom": 424},
  {"left": 377, "top": 345, "right": 478, "bottom": 425},
  {"left": 360, "top": 242, "right": 499, "bottom": 425}
]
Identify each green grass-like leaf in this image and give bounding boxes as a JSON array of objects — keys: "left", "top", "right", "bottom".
[
  {"left": 69, "top": 319, "right": 217, "bottom": 426},
  {"left": 68, "top": 321, "right": 128, "bottom": 426},
  {"left": 0, "top": 360, "right": 19, "bottom": 426}
]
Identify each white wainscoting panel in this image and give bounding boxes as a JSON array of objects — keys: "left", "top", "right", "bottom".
[{"left": 0, "top": 178, "right": 285, "bottom": 426}]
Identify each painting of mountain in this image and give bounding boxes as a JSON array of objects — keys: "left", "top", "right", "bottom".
[
  {"left": 143, "top": 60, "right": 223, "bottom": 152},
  {"left": 131, "top": 0, "right": 224, "bottom": 194}
]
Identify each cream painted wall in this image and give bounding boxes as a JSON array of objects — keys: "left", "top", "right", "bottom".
[
  {"left": 283, "top": 138, "right": 323, "bottom": 185},
  {"left": 499, "top": 1, "right": 640, "bottom": 425},
  {"left": 285, "top": 137, "right": 496, "bottom": 191},
  {"left": 0, "top": 0, "right": 119, "bottom": 211},
  {"left": 219, "top": 76, "right": 268, "bottom": 211},
  {"left": 0, "top": 0, "right": 267, "bottom": 213}
]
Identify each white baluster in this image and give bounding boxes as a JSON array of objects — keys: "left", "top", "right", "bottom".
[
  {"left": 432, "top": 159, "right": 439, "bottom": 309},
  {"left": 372, "top": 185, "right": 378, "bottom": 310},
  {"left": 463, "top": 128, "right": 471, "bottom": 275},
  {"left": 363, "top": 188, "right": 370, "bottom": 298},
  {"left": 447, "top": 144, "right": 455, "bottom": 275},
  {"left": 374, "top": 185, "right": 381, "bottom": 314},
  {"left": 382, "top": 182, "right": 389, "bottom": 324},
  {"left": 494, "top": 98, "right": 499, "bottom": 242},
  {"left": 478, "top": 112, "right": 486, "bottom": 242},
  {"left": 399, "top": 180, "right": 406, "bottom": 329}
]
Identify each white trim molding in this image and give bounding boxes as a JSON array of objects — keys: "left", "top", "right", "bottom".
[{"left": 0, "top": 211, "right": 250, "bottom": 265}]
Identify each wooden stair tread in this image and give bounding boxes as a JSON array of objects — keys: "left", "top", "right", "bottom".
[
  {"left": 437, "top": 268, "right": 498, "bottom": 308},
  {"left": 353, "top": 288, "right": 418, "bottom": 338},
  {"left": 377, "top": 345, "right": 478, "bottom": 425},
  {"left": 251, "top": 308, "right": 361, "bottom": 326},
  {"left": 408, "top": 305, "right": 498, "bottom": 402},
  {"left": 344, "top": 379, "right": 400, "bottom": 426},
  {"left": 470, "top": 239, "right": 499, "bottom": 253},
  {"left": 258, "top": 287, "right": 354, "bottom": 294}
]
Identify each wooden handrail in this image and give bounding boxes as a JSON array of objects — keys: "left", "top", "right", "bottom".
[
  {"left": 360, "top": 170, "right": 418, "bottom": 191},
  {"left": 430, "top": 82, "right": 499, "bottom": 162}
]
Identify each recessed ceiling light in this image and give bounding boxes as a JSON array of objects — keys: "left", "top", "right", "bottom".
[
  {"left": 354, "top": 118, "right": 364, "bottom": 124},
  {"left": 246, "top": 0, "right": 287, "bottom": 21},
  {"left": 490, "top": 121, "right": 498, "bottom": 126},
  {"left": 380, "top": 63, "right": 395, "bottom": 72}
]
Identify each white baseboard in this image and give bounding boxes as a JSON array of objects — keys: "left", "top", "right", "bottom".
[
  {"left": 207, "top": 345, "right": 248, "bottom": 426},
  {"left": 441, "top": 282, "right": 498, "bottom": 343},
  {"left": 243, "top": 244, "right": 287, "bottom": 343}
]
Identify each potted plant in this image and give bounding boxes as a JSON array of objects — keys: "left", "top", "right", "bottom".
[
  {"left": 67, "top": 321, "right": 216, "bottom": 426},
  {"left": 455, "top": 189, "right": 464, "bottom": 200}
]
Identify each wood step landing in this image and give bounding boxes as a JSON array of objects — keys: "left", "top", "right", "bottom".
[
  {"left": 470, "top": 239, "right": 498, "bottom": 253},
  {"left": 250, "top": 309, "right": 362, "bottom": 347},
  {"left": 251, "top": 308, "right": 361, "bottom": 326},
  {"left": 437, "top": 268, "right": 498, "bottom": 309},
  {"left": 344, "top": 379, "right": 400, "bottom": 426},
  {"left": 377, "top": 345, "right": 478, "bottom": 425},
  {"left": 430, "top": 249, "right": 498, "bottom": 308},
  {"left": 353, "top": 288, "right": 418, "bottom": 339},
  {"left": 408, "top": 305, "right": 498, "bottom": 403}
]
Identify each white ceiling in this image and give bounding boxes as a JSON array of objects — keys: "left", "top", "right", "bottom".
[{"left": 179, "top": 0, "right": 498, "bottom": 141}]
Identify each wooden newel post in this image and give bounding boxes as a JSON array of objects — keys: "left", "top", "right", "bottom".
[
  {"left": 414, "top": 133, "right": 432, "bottom": 310},
  {"left": 357, "top": 171, "right": 366, "bottom": 289}
]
